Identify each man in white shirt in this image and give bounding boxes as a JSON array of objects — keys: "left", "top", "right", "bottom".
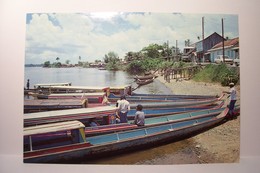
[
  {"left": 117, "top": 95, "right": 130, "bottom": 123},
  {"left": 223, "top": 83, "right": 237, "bottom": 119}
]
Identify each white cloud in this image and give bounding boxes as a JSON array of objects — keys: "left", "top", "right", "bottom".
[{"left": 25, "top": 13, "right": 238, "bottom": 64}]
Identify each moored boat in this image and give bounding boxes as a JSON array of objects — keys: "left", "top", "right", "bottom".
[
  {"left": 128, "top": 94, "right": 224, "bottom": 109},
  {"left": 136, "top": 77, "right": 155, "bottom": 86},
  {"left": 36, "top": 92, "right": 106, "bottom": 103},
  {"left": 24, "top": 106, "right": 117, "bottom": 127},
  {"left": 134, "top": 74, "right": 158, "bottom": 80},
  {"left": 24, "top": 99, "right": 88, "bottom": 113},
  {"left": 24, "top": 106, "right": 230, "bottom": 163}
]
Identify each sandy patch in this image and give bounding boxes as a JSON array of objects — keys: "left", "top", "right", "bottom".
[{"left": 156, "top": 75, "right": 240, "bottom": 163}]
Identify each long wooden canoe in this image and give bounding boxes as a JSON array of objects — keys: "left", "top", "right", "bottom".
[
  {"left": 136, "top": 77, "right": 155, "bottom": 86},
  {"left": 134, "top": 74, "right": 158, "bottom": 80},
  {"left": 24, "top": 106, "right": 117, "bottom": 127},
  {"left": 36, "top": 92, "right": 106, "bottom": 103},
  {"left": 127, "top": 94, "right": 224, "bottom": 109},
  {"left": 24, "top": 99, "right": 88, "bottom": 113},
  {"left": 24, "top": 106, "right": 230, "bottom": 163}
]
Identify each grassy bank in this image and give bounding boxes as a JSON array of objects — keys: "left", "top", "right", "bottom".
[{"left": 193, "top": 64, "right": 239, "bottom": 86}]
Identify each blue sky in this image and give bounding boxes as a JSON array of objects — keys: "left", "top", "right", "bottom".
[{"left": 25, "top": 12, "right": 238, "bottom": 64}]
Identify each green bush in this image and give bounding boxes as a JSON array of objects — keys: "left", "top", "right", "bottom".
[{"left": 193, "top": 64, "right": 239, "bottom": 86}]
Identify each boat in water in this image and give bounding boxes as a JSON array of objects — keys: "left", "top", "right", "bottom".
[{"left": 24, "top": 105, "right": 231, "bottom": 163}]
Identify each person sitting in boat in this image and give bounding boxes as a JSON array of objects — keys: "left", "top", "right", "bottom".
[
  {"left": 133, "top": 104, "right": 145, "bottom": 126},
  {"left": 117, "top": 95, "right": 130, "bottom": 123},
  {"left": 89, "top": 118, "right": 99, "bottom": 127}
]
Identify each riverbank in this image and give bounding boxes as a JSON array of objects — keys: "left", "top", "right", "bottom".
[{"left": 156, "top": 75, "right": 240, "bottom": 163}]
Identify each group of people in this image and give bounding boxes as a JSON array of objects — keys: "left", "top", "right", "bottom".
[
  {"left": 114, "top": 82, "right": 237, "bottom": 124},
  {"left": 116, "top": 95, "right": 145, "bottom": 126}
]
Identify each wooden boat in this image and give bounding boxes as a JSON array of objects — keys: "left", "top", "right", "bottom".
[
  {"left": 24, "top": 99, "right": 88, "bottom": 113},
  {"left": 131, "top": 92, "right": 218, "bottom": 99},
  {"left": 34, "top": 82, "right": 72, "bottom": 89},
  {"left": 136, "top": 77, "right": 155, "bottom": 86},
  {"left": 24, "top": 106, "right": 117, "bottom": 127},
  {"left": 24, "top": 98, "right": 225, "bottom": 128},
  {"left": 128, "top": 94, "right": 224, "bottom": 109},
  {"left": 44, "top": 85, "right": 110, "bottom": 94},
  {"left": 127, "top": 101, "right": 222, "bottom": 119},
  {"left": 23, "top": 105, "right": 227, "bottom": 144},
  {"left": 24, "top": 106, "right": 229, "bottom": 163},
  {"left": 30, "top": 85, "right": 110, "bottom": 96},
  {"left": 108, "top": 92, "right": 218, "bottom": 100},
  {"left": 84, "top": 103, "right": 239, "bottom": 136},
  {"left": 36, "top": 92, "right": 106, "bottom": 103},
  {"left": 134, "top": 74, "right": 158, "bottom": 80},
  {"left": 25, "top": 102, "right": 240, "bottom": 138},
  {"left": 109, "top": 85, "right": 132, "bottom": 96}
]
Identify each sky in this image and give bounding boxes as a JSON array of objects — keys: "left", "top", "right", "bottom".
[{"left": 25, "top": 12, "right": 238, "bottom": 64}]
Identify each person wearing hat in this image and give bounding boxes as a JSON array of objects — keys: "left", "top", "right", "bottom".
[
  {"left": 223, "top": 82, "right": 237, "bottom": 119},
  {"left": 116, "top": 95, "right": 130, "bottom": 123}
]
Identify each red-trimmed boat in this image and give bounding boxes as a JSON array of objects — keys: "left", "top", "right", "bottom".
[{"left": 24, "top": 105, "right": 233, "bottom": 163}]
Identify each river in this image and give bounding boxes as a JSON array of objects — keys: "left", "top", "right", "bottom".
[{"left": 24, "top": 67, "right": 200, "bottom": 165}]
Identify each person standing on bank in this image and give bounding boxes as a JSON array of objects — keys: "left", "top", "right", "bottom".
[
  {"left": 133, "top": 104, "right": 145, "bottom": 126},
  {"left": 223, "top": 82, "right": 237, "bottom": 119},
  {"left": 117, "top": 95, "right": 130, "bottom": 123}
]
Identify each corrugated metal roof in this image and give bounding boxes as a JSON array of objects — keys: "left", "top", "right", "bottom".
[{"left": 211, "top": 37, "right": 239, "bottom": 49}]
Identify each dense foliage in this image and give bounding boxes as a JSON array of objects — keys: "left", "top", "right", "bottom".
[{"left": 193, "top": 64, "right": 239, "bottom": 86}]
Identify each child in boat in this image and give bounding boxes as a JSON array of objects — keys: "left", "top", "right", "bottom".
[
  {"left": 89, "top": 118, "right": 99, "bottom": 127},
  {"left": 133, "top": 104, "right": 145, "bottom": 126}
]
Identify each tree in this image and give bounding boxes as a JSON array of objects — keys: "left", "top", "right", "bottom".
[
  {"left": 66, "top": 60, "right": 70, "bottom": 65},
  {"left": 124, "top": 51, "right": 144, "bottom": 62},
  {"left": 56, "top": 57, "right": 60, "bottom": 62},
  {"left": 141, "top": 43, "right": 163, "bottom": 59},
  {"left": 43, "top": 61, "right": 51, "bottom": 67},
  {"left": 104, "top": 51, "right": 120, "bottom": 70}
]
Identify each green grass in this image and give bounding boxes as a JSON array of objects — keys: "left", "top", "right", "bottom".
[{"left": 193, "top": 64, "right": 239, "bottom": 86}]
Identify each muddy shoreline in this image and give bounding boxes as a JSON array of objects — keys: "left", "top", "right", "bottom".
[{"left": 156, "top": 75, "right": 240, "bottom": 163}]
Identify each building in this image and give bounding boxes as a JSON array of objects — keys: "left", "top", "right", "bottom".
[
  {"left": 191, "top": 32, "right": 225, "bottom": 62},
  {"left": 207, "top": 37, "right": 239, "bottom": 62}
]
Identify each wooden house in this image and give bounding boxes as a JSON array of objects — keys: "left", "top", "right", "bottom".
[
  {"left": 191, "top": 32, "right": 225, "bottom": 62},
  {"left": 207, "top": 37, "right": 239, "bottom": 62}
]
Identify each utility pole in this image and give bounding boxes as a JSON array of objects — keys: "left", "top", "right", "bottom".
[
  {"left": 202, "top": 17, "right": 205, "bottom": 63},
  {"left": 167, "top": 40, "right": 169, "bottom": 61},
  {"left": 222, "top": 18, "right": 225, "bottom": 63},
  {"left": 176, "top": 40, "right": 178, "bottom": 62}
]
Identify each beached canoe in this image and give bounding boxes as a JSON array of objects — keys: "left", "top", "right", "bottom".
[
  {"left": 84, "top": 103, "right": 239, "bottom": 136},
  {"left": 108, "top": 92, "right": 218, "bottom": 100},
  {"left": 36, "top": 92, "right": 106, "bottom": 103},
  {"left": 136, "top": 77, "right": 155, "bottom": 86},
  {"left": 127, "top": 101, "right": 223, "bottom": 119},
  {"left": 24, "top": 99, "right": 88, "bottom": 113},
  {"left": 24, "top": 106, "right": 117, "bottom": 127},
  {"left": 24, "top": 102, "right": 239, "bottom": 139},
  {"left": 127, "top": 94, "right": 224, "bottom": 109},
  {"left": 134, "top": 74, "right": 158, "bottom": 80},
  {"left": 24, "top": 106, "right": 229, "bottom": 163}
]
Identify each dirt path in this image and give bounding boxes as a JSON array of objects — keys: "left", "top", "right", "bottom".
[{"left": 156, "top": 75, "right": 240, "bottom": 163}]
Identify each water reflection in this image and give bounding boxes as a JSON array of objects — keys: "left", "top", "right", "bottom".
[{"left": 24, "top": 67, "right": 171, "bottom": 94}]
